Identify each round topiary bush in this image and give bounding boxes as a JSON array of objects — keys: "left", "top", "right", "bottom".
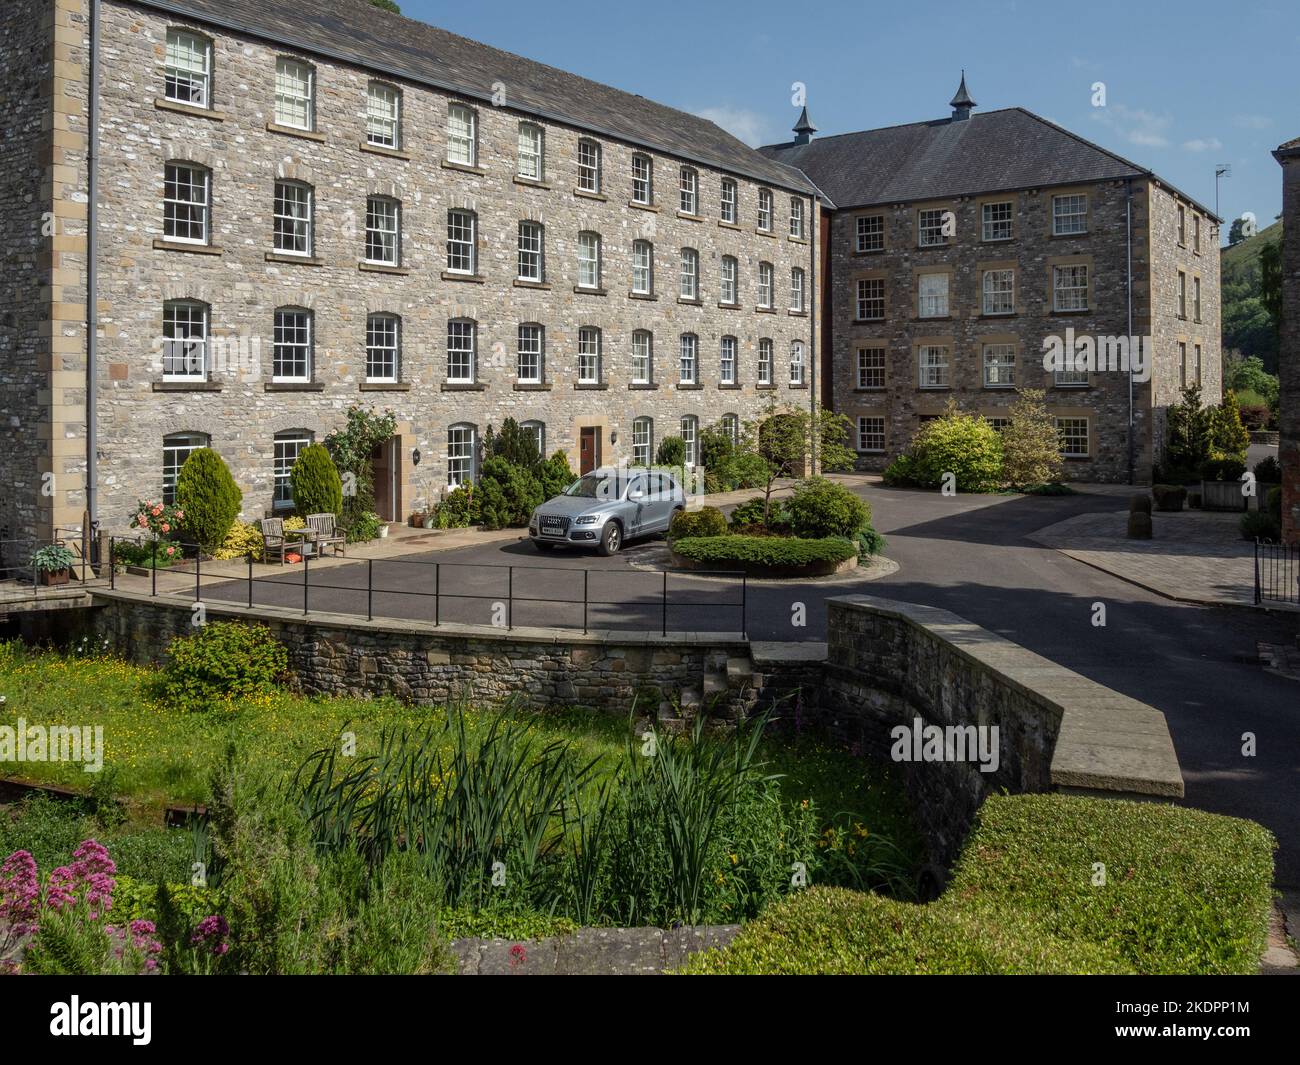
[
  {"left": 289, "top": 443, "right": 343, "bottom": 516},
  {"left": 156, "top": 621, "right": 288, "bottom": 713},
  {"left": 1127, "top": 512, "right": 1152, "bottom": 539},
  {"left": 1128, "top": 493, "right": 1152, "bottom": 515},
  {"left": 476, "top": 456, "right": 543, "bottom": 529},
  {"left": 786, "top": 477, "right": 871, "bottom": 539},
  {"left": 669, "top": 505, "right": 728, "bottom": 540},
  {"left": 1151, "top": 484, "right": 1187, "bottom": 512},
  {"left": 906, "top": 408, "right": 1005, "bottom": 492},
  {"left": 175, "top": 448, "right": 243, "bottom": 553}
]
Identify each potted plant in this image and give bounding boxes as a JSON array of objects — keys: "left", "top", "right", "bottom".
[
  {"left": 32, "top": 544, "right": 77, "bottom": 586},
  {"left": 1199, "top": 457, "right": 1247, "bottom": 512},
  {"left": 408, "top": 510, "right": 424, "bottom": 529}
]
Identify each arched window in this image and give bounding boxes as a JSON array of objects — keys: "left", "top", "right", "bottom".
[
  {"left": 757, "top": 188, "right": 774, "bottom": 232},
  {"left": 720, "top": 255, "right": 738, "bottom": 305},
  {"left": 164, "top": 29, "right": 212, "bottom": 107},
  {"left": 273, "top": 179, "right": 313, "bottom": 256},
  {"left": 720, "top": 414, "right": 740, "bottom": 447},
  {"left": 758, "top": 338, "right": 774, "bottom": 385},
  {"left": 631, "top": 153, "right": 653, "bottom": 204},
  {"left": 678, "top": 166, "right": 698, "bottom": 215},
  {"left": 518, "top": 221, "right": 544, "bottom": 281},
  {"left": 274, "top": 56, "right": 315, "bottom": 130},
  {"left": 366, "top": 313, "right": 400, "bottom": 383},
  {"left": 679, "top": 248, "right": 699, "bottom": 300},
  {"left": 446, "top": 318, "right": 476, "bottom": 383},
  {"left": 365, "top": 196, "right": 401, "bottom": 265},
  {"left": 790, "top": 267, "right": 806, "bottom": 312},
  {"left": 679, "top": 333, "right": 698, "bottom": 385},
  {"left": 790, "top": 197, "right": 806, "bottom": 239},
  {"left": 719, "top": 336, "right": 737, "bottom": 385},
  {"left": 790, "top": 341, "right": 806, "bottom": 386},
  {"left": 163, "top": 431, "right": 209, "bottom": 504},
  {"left": 447, "top": 423, "right": 477, "bottom": 486},
  {"left": 162, "top": 299, "right": 209, "bottom": 381},
  {"left": 757, "top": 262, "right": 774, "bottom": 308},
  {"left": 632, "top": 417, "right": 654, "bottom": 467},
  {"left": 273, "top": 429, "right": 312, "bottom": 508},
  {"left": 577, "top": 138, "right": 601, "bottom": 193}
]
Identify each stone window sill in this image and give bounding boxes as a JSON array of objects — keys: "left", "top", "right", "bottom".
[
  {"left": 628, "top": 292, "right": 658, "bottom": 301},
  {"left": 155, "top": 97, "right": 225, "bottom": 121},
  {"left": 717, "top": 302, "right": 740, "bottom": 310},
  {"left": 628, "top": 382, "right": 659, "bottom": 390},
  {"left": 852, "top": 249, "right": 886, "bottom": 257},
  {"left": 513, "top": 176, "right": 552, "bottom": 190},
  {"left": 266, "top": 121, "right": 325, "bottom": 142},
  {"left": 442, "top": 382, "right": 485, "bottom": 391},
  {"left": 628, "top": 200, "right": 658, "bottom": 212},
  {"left": 360, "top": 381, "right": 411, "bottom": 391},
  {"left": 360, "top": 262, "right": 410, "bottom": 275},
  {"left": 575, "top": 382, "right": 608, "bottom": 390},
  {"left": 677, "top": 297, "right": 702, "bottom": 306},
  {"left": 755, "top": 228, "right": 776, "bottom": 238},
  {"left": 361, "top": 142, "right": 411, "bottom": 160},
  {"left": 718, "top": 383, "right": 742, "bottom": 390},
  {"left": 266, "top": 252, "right": 323, "bottom": 266},
  {"left": 755, "top": 306, "right": 776, "bottom": 314},
  {"left": 852, "top": 387, "right": 886, "bottom": 393},
  {"left": 676, "top": 211, "right": 704, "bottom": 223},
  {"left": 788, "top": 383, "right": 810, "bottom": 390},
  {"left": 676, "top": 382, "right": 703, "bottom": 391},
  {"left": 442, "top": 271, "right": 485, "bottom": 283},
  {"left": 977, "top": 312, "right": 1017, "bottom": 320},
  {"left": 718, "top": 220, "right": 741, "bottom": 231},
  {"left": 574, "top": 188, "right": 607, "bottom": 202},
  {"left": 513, "top": 279, "right": 550, "bottom": 290},
  {"left": 756, "top": 383, "right": 777, "bottom": 390},
  {"left": 265, "top": 381, "right": 324, "bottom": 392},
  {"left": 789, "top": 236, "right": 809, "bottom": 245},
  {"left": 153, "top": 239, "right": 222, "bottom": 255},
  {"left": 152, "top": 380, "right": 221, "bottom": 392},
  {"left": 514, "top": 382, "right": 552, "bottom": 391},
  {"left": 1051, "top": 309, "right": 1092, "bottom": 316},
  {"left": 788, "top": 309, "right": 809, "bottom": 317},
  {"left": 574, "top": 286, "right": 608, "bottom": 296},
  {"left": 441, "top": 160, "right": 486, "bottom": 176}
]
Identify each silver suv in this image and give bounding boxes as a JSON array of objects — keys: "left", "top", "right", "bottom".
[{"left": 529, "top": 468, "right": 686, "bottom": 555}]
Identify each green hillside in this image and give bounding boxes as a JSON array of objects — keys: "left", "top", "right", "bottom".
[{"left": 1221, "top": 219, "right": 1281, "bottom": 372}]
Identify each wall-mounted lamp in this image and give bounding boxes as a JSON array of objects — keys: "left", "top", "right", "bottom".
[
  {"left": 411, "top": 448, "right": 421, "bottom": 466},
  {"left": 610, "top": 430, "right": 618, "bottom": 445}
]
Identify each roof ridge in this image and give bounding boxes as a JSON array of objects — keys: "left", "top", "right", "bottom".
[{"left": 760, "top": 107, "right": 1025, "bottom": 150}]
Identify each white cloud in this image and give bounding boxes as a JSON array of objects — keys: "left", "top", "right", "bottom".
[
  {"left": 694, "top": 105, "right": 771, "bottom": 148},
  {"left": 1233, "top": 114, "right": 1272, "bottom": 130},
  {"left": 1182, "top": 136, "right": 1223, "bottom": 152},
  {"left": 1089, "top": 104, "right": 1171, "bottom": 149}
]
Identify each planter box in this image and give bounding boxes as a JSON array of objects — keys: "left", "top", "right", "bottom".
[
  {"left": 669, "top": 548, "right": 858, "bottom": 580},
  {"left": 1201, "top": 479, "right": 1247, "bottom": 512},
  {"left": 37, "top": 568, "right": 70, "bottom": 586}
]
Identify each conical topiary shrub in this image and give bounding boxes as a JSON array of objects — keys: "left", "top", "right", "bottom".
[
  {"left": 175, "top": 448, "right": 243, "bottom": 553},
  {"left": 289, "top": 443, "right": 343, "bottom": 516}
]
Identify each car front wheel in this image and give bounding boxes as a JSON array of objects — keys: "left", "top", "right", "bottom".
[{"left": 597, "top": 520, "right": 622, "bottom": 556}]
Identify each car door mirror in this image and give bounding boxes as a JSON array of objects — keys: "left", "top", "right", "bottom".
[{"left": 628, "top": 489, "right": 644, "bottom": 500}]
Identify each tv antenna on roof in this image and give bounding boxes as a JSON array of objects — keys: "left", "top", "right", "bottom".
[{"left": 1215, "top": 163, "right": 1231, "bottom": 218}]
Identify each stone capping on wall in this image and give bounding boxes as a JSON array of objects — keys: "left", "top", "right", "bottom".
[{"left": 827, "top": 595, "right": 1184, "bottom": 798}]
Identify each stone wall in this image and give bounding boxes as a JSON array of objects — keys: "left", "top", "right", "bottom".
[{"left": 1275, "top": 140, "right": 1300, "bottom": 542}]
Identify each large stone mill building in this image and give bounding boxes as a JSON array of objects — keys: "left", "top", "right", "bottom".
[{"left": 1, "top": 0, "right": 1221, "bottom": 547}]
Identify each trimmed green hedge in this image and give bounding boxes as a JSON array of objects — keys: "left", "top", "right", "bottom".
[
  {"left": 673, "top": 535, "right": 857, "bottom": 567},
  {"left": 669, "top": 506, "right": 728, "bottom": 540},
  {"left": 680, "top": 793, "right": 1275, "bottom": 975}
]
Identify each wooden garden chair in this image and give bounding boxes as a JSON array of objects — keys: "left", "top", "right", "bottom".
[
  {"left": 306, "top": 513, "right": 346, "bottom": 557},
  {"left": 259, "top": 517, "right": 290, "bottom": 565}
]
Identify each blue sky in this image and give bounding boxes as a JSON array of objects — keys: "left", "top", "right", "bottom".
[{"left": 398, "top": 0, "right": 1298, "bottom": 240}]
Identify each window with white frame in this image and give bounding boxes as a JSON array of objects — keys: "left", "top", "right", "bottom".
[
  {"left": 517, "top": 221, "right": 544, "bottom": 281},
  {"left": 631, "top": 330, "right": 652, "bottom": 384},
  {"left": 679, "top": 166, "right": 698, "bottom": 215},
  {"left": 757, "top": 338, "right": 773, "bottom": 385},
  {"left": 163, "top": 431, "right": 208, "bottom": 504},
  {"left": 1178, "top": 271, "right": 1187, "bottom": 318},
  {"left": 1053, "top": 264, "right": 1089, "bottom": 312},
  {"left": 366, "top": 313, "right": 400, "bottom": 382},
  {"left": 1057, "top": 417, "right": 1089, "bottom": 457},
  {"left": 577, "top": 231, "right": 601, "bottom": 289},
  {"left": 273, "top": 180, "right": 312, "bottom": 255},
  {"left": 1194, "top": 276, "right": 1201, "bottom": 322},
  {"left": 273, "top": 308, "right": 311, "bottom": 381},
  {"left": 446, "top": 319, "right": 475, "bottom": 382},
  {"left": 365, "top": 197, "right": 400, "bottom": 265},
  {"left": 986, "top": 417, "right": 1010, "bottom": 433},
  {"left": 1055, "top": 366, "right": 1089, "bottom": 386},
  {"left": 517, "top": 122, "right": 544, "bottom": 180},
  {"left": 367, "top": 82, "right": 401, "bottom": 148},
  {"left": 856, "top": 214, "right": 884, "bottom": 252},
  {"left": 631, "top": 240, "right": 653, "bottom": 294},
  {"left": 446, "top": 209, "right": 476, "bottom": 274},
  {"left": 679, "top": 333, "right": 698, "bottom": 384},
  {"left": 856, "top": 416, "right": 884, "bottom": 453},
  {"left": 632, "top": 416, "right": 653, "bottom": 465},
  {"left": 578, "top": 326, "right": 601, "bottom": 383},
  {"left": 918, "top": 273, "right": 949, "bottom": 318},
  {"left": 720, "top": 413, "right": 739, "bottom": 446},
  {"left": 681, "top": 415, "right": 699, "bottom": 466},
  {"left": 447, "top": 104, "right": 476, "bottom": 166},
  {"left": 982, "top": 343, "right": 1015, "bottom": 387},
  {"left": 577, "top": 139, "right": 601, "bottom": 193},
  {"left": 919, "top": 345, "right": 949, "bottom": 388},
  {"left": 789, "top": 197, "right": 805, "bottom": 239},
  {"left": 856, "top": 346, "right": 884, "bottom": 389},
  {"left": 517, "top": 324, "right": 544, "bottom": 383},
  {"left": 757, "top": 188, "right": 773, "bottom": 232},
  {"left": 856, "top": 278, "right": 884, "bottom": 320},
  {"left": 631, "top": 153, "right": 652, "bottom": 204},
  {"left": 720, "top": 179, "right": 737, "bottom": 224},
  {"left": 982, "top": 268, "right": 1014, "bottom": 315},
  {"left": 981, "top": 201, "right": 1013, "bottom": 242},
  {"left": 720, "top": 255, "right": 738, "bottom": 304},
  {"left": 162, "top": 300, "right": 208, "bottom": 380},
  {"left": 679, "top": 248, "right": 699, "bottom": 300},
  {"left": 163, "top": 162, "right": 209, "bottom": 243},
  {"left": 790, "top": 267, "right": 806, "bottom": 312},
  {"left": 1177, "top": 205, "right": 1186, "bottom": 245},
  {"left": 1052, "top": 194, "right": 1087, "bottom": 235},
  {"left": 274, "top": 57, "right": 313, "bottom": 130},
  {"left": 273, "top": 430, "right": 311, "bottom": 507},
  {"left": 164, "top": 29, "right": 211, "bottom": 107},
  {"left": 757, "top": 262, "right": 773, "bottom": 308},
  {"left": 521, "top": 420, "right": 545, "bottom": 459},
  {"left": 447, "top": 424, "right": 476, "bottom": 486},
  {"left": 720, "top": 336, "right": 736, "bottom": 384},
  {"left": 790, "top": 341, "right": 805, "bottom": 385},
  {"left": 918, "top": 209, "right": 948, "bottom": 246}
]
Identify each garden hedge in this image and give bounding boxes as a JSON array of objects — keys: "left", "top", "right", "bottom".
[
  {"left": 669, "top": 506, "right": 728, "bottom": 540},
  {"left": 680, "top": 793, "right": 1275, "bottom": 975},
  {"left": 673, "top": 535, "right": 856, "bottom": 567}
]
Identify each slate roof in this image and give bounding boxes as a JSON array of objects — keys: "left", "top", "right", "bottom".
[
  {"left": 130, "top": 0, "right": 817, "bottom": 195},
  {"left": 761, "top": 107, "right": 1217, "bottom": 219}
]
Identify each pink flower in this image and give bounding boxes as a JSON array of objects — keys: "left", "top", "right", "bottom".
[
  {"left": 0, "top": 850, "right": 40, "bottom": 939},
  {"left": 509, "top": 943, "right": 527, "bottom": 968},
  {"left": 175, "top": 510, "right": 184, "bottom": 520},
  {"left": 151, "top": 506, "right": 162, "bottom": 517},
  {"left": 160, "top": 523, "right": 170, "bottom": 533}
]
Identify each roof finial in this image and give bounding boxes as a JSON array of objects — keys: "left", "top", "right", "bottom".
[
  {"left": 950, "top": 70, "right": 975, "bottom": 121},
  {"left": 792, "top": 104, "right": 817, "bottom": 145}
]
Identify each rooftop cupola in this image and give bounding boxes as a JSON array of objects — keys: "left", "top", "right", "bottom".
[
  {"left": 792, "top": 105, "right": 817, "bottom": 145},
  {"left": 949, "top": 71, "right": 975, "bottom": 121}
]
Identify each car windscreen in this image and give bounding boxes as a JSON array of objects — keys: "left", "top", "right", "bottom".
[{"left": 565, "top": 474, "right": 608, "bottom": 499}]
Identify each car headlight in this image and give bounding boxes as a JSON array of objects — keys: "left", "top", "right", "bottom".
[{"left": 574, "top": 515, "right": 598, "bottom": 525}]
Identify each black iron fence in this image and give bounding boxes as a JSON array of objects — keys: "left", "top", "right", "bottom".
[
  {"left": 108, "top": 537, "right": 747, "bottom": 636},
  {"left": 1254, "top": 538, "right": 1300, "bottom": 605},
  {"left": 0, "top": 533, "right": 93, "bottom": 594}
]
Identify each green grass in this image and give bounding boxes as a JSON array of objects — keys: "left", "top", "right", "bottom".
[{"left": 680, "top": 793, "right": 1276, "bottom": 975}]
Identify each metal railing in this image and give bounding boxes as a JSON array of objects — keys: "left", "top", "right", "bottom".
[
  {"left": 0, "top": 535, "right": 92, "bottom": 596},
  {"left": 1254, "top": 538, "right": 1300, "bottom": 605},
  {"left": 108, "top": 536, "right": 747, "bottom": 636}
]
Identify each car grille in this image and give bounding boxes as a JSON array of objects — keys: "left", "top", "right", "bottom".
[{"left": 539, "top": 514, "right": 570, "bottom": 536}]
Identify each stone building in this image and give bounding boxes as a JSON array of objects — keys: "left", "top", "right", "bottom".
[
  {"left": 1274, "top": 136, "right": 1299, "bottom": 542},
  {"left": 762, "top": 77, "right": 1222, "bottom": 483},
  {"left": 1, "top": 0, "right": 820, "bottom": 543}
]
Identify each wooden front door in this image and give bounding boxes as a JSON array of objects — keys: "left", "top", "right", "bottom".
[
  {"left": 371, "top": 438, "right": 394, "bottom": 522},
  {"left": 579, "top": 427, "right": 601, "bottom": 474}
]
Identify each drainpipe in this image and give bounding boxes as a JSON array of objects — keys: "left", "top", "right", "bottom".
[
  {"left": 1125, "top": 178, "right": 1134, "bottom": 485},
  {"left": 86, "top": 0, "right": 101, "bottom": 536},
  {"left": 809, "top": 199, "right": 818, "bottom": 472}
]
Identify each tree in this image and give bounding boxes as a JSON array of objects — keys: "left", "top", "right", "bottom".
[
  {"left": 745, "top": 400, "right": 829, "bottom": 524},
  {"left": 999, "top": 389, "right": 1063, "bottom": 488},
  {"left": 1208, "top": 389, "right": 1250, "bottom": 461},
  {"left": 1163, "top": 386, "right": 1213, "bottom": 473},
  {"left": 1260, "top": 239, "right": 1283, "bottom": 338},
  {"left": 175, "top": 448, "right": 242, "bottom": 553},
  {"left": 485, "top": 418, "right": 541, "bottom": 470},
  {"left": 369, "top": 0, "right": 401, "bottom": 11},
  {"left": 323, "top": 405, "right": 397, "bottom": 528},
  {"left": 655, "top": 436, "right": 686, "bottom": 468},
  {"left": 904, "top": 401, "right": 1004, "bottom": 492},
  {"left": 289, "top": 443, "right": 343, "bottom": 516},
  {"left": 475, "top": 456, "right": 543, "bottom": 529}
]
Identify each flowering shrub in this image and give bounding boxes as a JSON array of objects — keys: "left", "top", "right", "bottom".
[{"left": 131, "top": 499, "right": 184, "bottom": 541}]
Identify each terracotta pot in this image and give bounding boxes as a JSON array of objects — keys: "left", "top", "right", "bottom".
[{"left": 38, "top": 568, "right": 70, "bottom": 586}]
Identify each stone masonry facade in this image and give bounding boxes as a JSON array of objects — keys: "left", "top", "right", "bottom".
[
  {"left": 3, "top": 0, "right": 819, "bottom": 542},
  {"left": 1275, "top": 138, "right": 1300, "bottom": 542},
  {"left": 829, "top": 178, "right": 1220, "bottom": 484}
]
